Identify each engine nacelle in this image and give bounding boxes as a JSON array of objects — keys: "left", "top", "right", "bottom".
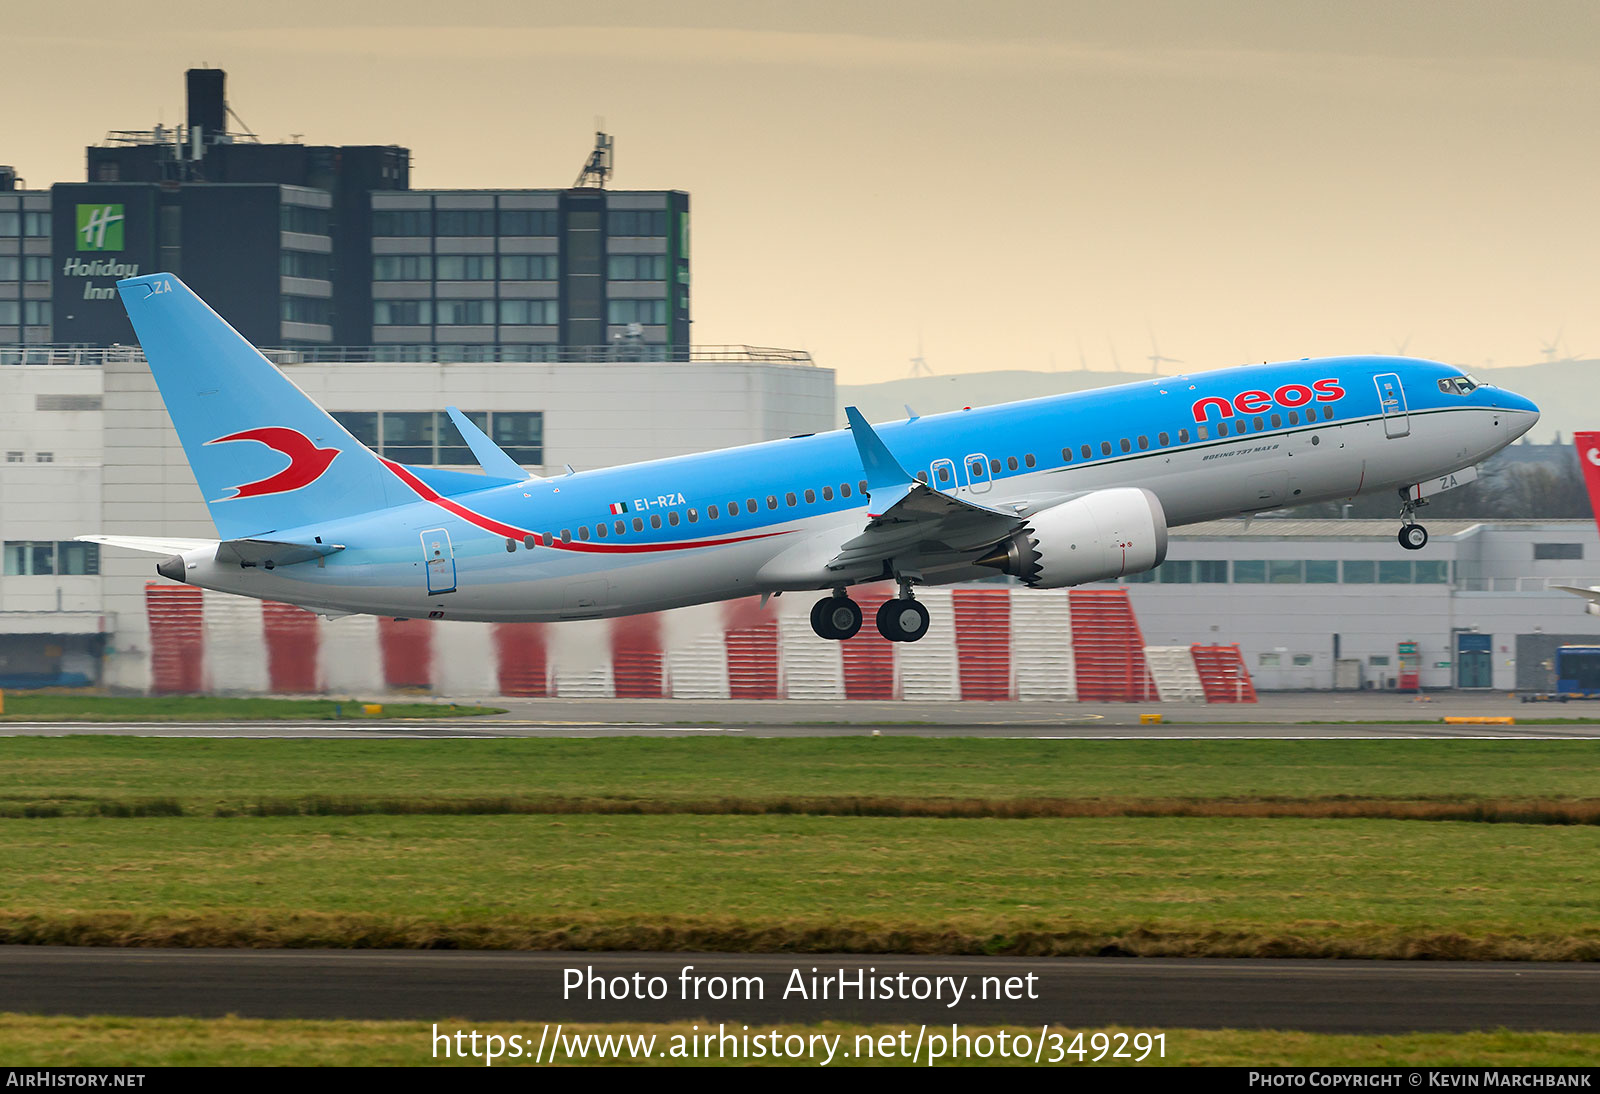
[{"left": 979, "top": 487, "right": 1168, "bottom": 588}]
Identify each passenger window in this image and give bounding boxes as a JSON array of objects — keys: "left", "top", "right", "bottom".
[
  {"left": 970, "top": 460, "right": 985, "bottom": 476},
  {"left": 1288, "top": 410, "right": 1299, "bottom": 425},
  {"left": 748, "top": 497, "right": 758, "bottom": 511},
  {"left": 822, "top": 486, "right": 833, "bottom": 501},
  {"left": 1217, "top": 421, "right": 1230, "bottom": 436},
  {"left": 990, "top": 459, "right": 1002, "bottom": 474},
  {"left": 1024, "top": 453, "right": 1036, "bottom": 467},
  {"left": 785, "top": 492, "right": 797, "bottom": 506},
  {"left": 1254, "top": 416, "right": 1264, "bottom": 430},
  {"left": 1178, "top": 429, "right": 1189, "bottom": 443},
  {"left": 1061, "top": 448, "right": 1072, "bottom": 462},
  {"left": 1081, "top": 444, "right": 1091, "bottom": 459},
  {"left": 1196, "top": 426, "right": 1208, "bottom": 440},
  {"left": 668, "top": 511, "right": 680, "bottom": 526},
  {"left": 841, "top": 483, "right": 852, "bottom": 498},
  {"left": 766, "top": 495, "right": 778, "bottom": 509},
  {"left": 616, "top": 520, "right": 626, "bottom": 535},
  {"left": 936, "top": 466, "right": 950, "bottom": 483},
  {"left": 1322, "top": 405, "right": 1333, "bottom": 420},
  {"left": 650, "top": 514, "right": 662, "bottom": 529},
  {"left": 632, "top": 517, "right": 644, "bottom": 532},
  {"left": 805, "top": 488, "right": 816, "bottom": 502},
  {"left": 1007, "top": 456, "right": 1018, "bottom": 471},
  {"left": 1137, "top": 436, "right": 1148, "bottom": 450},
  {"left": 560, "top": 529, "right": 571, "bottom": 542},
  {"left": 523, "top": 535, "right": 536, "bottom": 549},
  {"left": 709, "top": 504, "right": 719, "bottom": 519},
  {"left": 688, "top": 508, "right": 698, "bottom": 523},
  {"left": 1158, "top": 432, "right": 1169, "bottom": 446},
  {"left": 915, "top": 471, "right": 929, "bottom": 484},
  {"left": 859, "top": 479, "right": 868, "bottom": 493},
  {"left": 1119, "top": 438, "right": 1131, "bottom": 453},
  {"left": 1100, "top": 441, "right": 1112, "bottom": 456},
  {"left": 1270, "top": 413, "right": 1282, "bottom": 428},
  {"left": 578, "top": 526, "right": 590, "bottom": 541},
  {"left": 596, "top": 524, "right": 607, "bottom": 538}
]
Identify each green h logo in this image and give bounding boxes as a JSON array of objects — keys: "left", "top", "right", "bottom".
[{"left": 76, "top": 204, "right": 125, "bottom": 251}]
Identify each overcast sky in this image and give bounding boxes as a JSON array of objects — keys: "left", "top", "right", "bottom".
[{"left": 5, "top": 1, "right": 1597, "bottom": 383}]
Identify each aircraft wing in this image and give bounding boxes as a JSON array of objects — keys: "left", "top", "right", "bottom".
[
  {"left": 825, "top": 408, "right": 1024, "bottom": 572},
  {"left": 1553, "top": 585, "right": 1600, "bottom": 611},
  {"left": 79, "top": 534, "right": 343, "bottom": 569}
]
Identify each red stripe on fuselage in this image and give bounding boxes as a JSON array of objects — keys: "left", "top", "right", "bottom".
[{"left": 378, "top": 458, "right": 790, "bottom": 555}]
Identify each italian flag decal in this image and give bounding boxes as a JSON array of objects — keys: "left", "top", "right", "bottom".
[{"left": 609, "top": 501, "right": 630, "bottom": 515}]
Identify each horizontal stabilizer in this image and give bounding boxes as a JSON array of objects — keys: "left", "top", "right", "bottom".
[
  {"left": 396, "top": 463, "right": 524, "bottom": 497},
  {"left": 446, "top": 406, "right": 537, "bottom": 480},
  {"left": 76, "top": 534, "right": 218, "bottom": 556}
]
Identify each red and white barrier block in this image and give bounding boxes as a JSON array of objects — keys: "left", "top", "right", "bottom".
[{"left": 143, "top": 582, "right": 1255, "bottom": 701}]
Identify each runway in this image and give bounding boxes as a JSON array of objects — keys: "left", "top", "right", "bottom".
[
  {"left": 2, "top": 948, "right": 1595, "bottom": 1032},
  {"left": 4, "top": 694, "right": 1595, "bottom": 738}
]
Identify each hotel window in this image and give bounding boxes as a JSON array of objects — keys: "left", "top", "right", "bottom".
[
  {"left": 498, "top": 209, "right": 558, "bottom": 236},
  {"left": 499, "top": 299, "right": 559, "bottom": 325},
  {"left": 373, "top": 300, "right": 431, "bottom": 325},
  {"left": 435, "top": 209, "right": 496, "bottom": 236},
  {"left": 499, "top": 254, "right": 559, "bottom": 280},
  {"left": 607, "top": 254, "right": 668, "bottom": 280},
  {"left": 608, "top": 209, "right": 667, "bottom": 235},
  {"left": 373, "top": 255, "right": 432, "bottom": 280},
  {"left": 436, "top": 255, "right": 496, "bottom": 281},
  {"left": 606, "top": 299, "right": 668, "bottom": 325},
  {"left": 435, "top": 299, "right": 494, "bottom": 325},
  {"left": 373, "top": 208, "right": 432, "bottom": 236}
]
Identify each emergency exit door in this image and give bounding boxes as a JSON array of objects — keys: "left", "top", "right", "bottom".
[
  {"left": 421, "top": 528, "right": 457, "bottom": 594},
  {"left": 1374, "top": 372, "right": 1410, "bottom": 438}
]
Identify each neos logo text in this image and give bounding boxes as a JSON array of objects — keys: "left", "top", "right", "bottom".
[{"left": 1191, "top": 379, "right": 1345, "bottom": 423}]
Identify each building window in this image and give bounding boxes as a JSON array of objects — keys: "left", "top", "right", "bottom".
[
  {"left": 0, "top": 212, "right": 17, "bottom": 236},
  {"left": 281, "top": 297, "right": 331, "bottom": 325},
  {"left": 607, "top": 254, "right": 668, "bottom": 280},
  {"left": 280, "top": 250, "right": 332, "bottom": 280},
  {"left": 1195, "top": 560, "right": 1228, "bottom": 583},
  {"left": 1268, "top": 560, "right": 1302, "bottom": 584},
  {"left": 608, "top": 209, "right": 667, "bottom": 236},
  {"left": 22, "top": 301, "right": 50, "bottom": 327},
  {"left": 330, "top": 410, "right": 542, "bottom": 467},
  {"left": 373, "top": 208, "right": 432, "bottom": 236},
  {"left": 435, "top": 209, "right": 496, "bottom": 236},
  {"left": 0, "top": 301, "right": 20, "bottom": 325},
  {"left": 1534, "top": 543, "right": 1584, "bottom": 560},
  {"left": 1304, "top": 560, "right": 1339, "bottom": 583},
  {"left": 1158, "top": 560, "right": 1194, "bottom": 584},
  {"left": 490, "top": 412, "right": 544, "bottom": 465},
  {"left": 499, "top": 299, "right": 559, "bottom": 325},
  {"left": 1342, "top": 560, "right": 1376, "bottom": 584},
  {"left": 4, "top": 452, "right": 20, "bottom": 463},
  {"left": 373, "top": 300, "right": 431, "bottom": 326},
  {"left": 436, "top": 255, "right": 496, "bottom": 281},
  {"left": 373, "top": 255, "right": 433, "bottom": 280},
  {"left": 1259, "top": 652, "right": 1280, "bottom": 667},
  {"left": 606, "top": 298, "right": 668, "bottom": 325},
  {"left": 498, "top": 209, "right": 557, "bottom": 236},
  {"left": 0, "top": 541, "right": 84, "bottom": 575},
  {"left": 1292, "top": 653, "right": 1313, "bottom": 666},
  {"left": 280, "top": 204, "right": 330, "bottom": 235},
  {"left": 57, "top": 541, "right": 99, "bottom": 575},
  {"left": 1379, "top": 560, "right": 1413, "bottom": 584},
  {"left": 435, "top": 299, "right": 494, "bottom": 325},
  {"left": 1414, "top": 560, "right": 1450, "bottom": 584},
  {"left": 23, "top": 211, "right": 50, "bottom": 237},
  {"left": 34, "top": 452, "right": 52, "bottom": 463},
  {"left": 499, "top": 254, "right": 558, "bottom": 280},
  {"left": 1233, "top": 560, "right": 1267, "bottom": 583}
]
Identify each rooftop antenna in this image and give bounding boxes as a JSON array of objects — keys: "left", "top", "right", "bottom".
[
  {"left": 908, "top": 334, "right": 933, "bottom": 378},
  {"left": 574, "top": 125, "right": 613, "bottom": 189},
  {"left": 1146, "top": 328, "right": 1182, "bottom": 375}
]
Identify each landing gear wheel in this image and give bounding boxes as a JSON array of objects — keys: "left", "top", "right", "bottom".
[
  {"left": 876, "top": 598, "right": 931, "bottom": 643},
  {"left": 810, "top": 595, "right": 862, "bottom": 640},
  {"left": 1398, "top": 524, "right": 1428, "bottom": 551}
]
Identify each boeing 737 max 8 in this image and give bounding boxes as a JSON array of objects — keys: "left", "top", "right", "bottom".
[{"left": 83, "top": 274, "right": 1541, "bottom": 643}]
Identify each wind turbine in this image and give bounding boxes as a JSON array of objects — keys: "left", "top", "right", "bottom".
[
  {"left": 1391, "top": 334, "right": 1412, "bottom": 355},
  {"left": 1107, "top": 337, "right": 1122, "bottom": 373},
  {"left": 908, "top": 335, "right": 933, "bottom": 378},
  {"left": 1146, "top": 329, "right": 1182, "bottom": 375},
  {"left": 1539, "top": 329, "right": 1565, "bottom": 364}
]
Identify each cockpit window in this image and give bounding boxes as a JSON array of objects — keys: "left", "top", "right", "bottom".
[{"left": 1438, "top": 375, "right": 1479, "bottom": 395}]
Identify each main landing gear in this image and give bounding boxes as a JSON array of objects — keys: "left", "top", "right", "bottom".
[
  {"left": 809, "top": 582, "right": 931, "bottom": 642},
  {"left": 1398, "top": 493, "right": 1428, "bottom": 551}
]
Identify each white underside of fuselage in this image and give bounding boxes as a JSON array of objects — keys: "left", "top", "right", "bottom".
[{"left": 171, "top": 405, "right": 1532, "bottom": 622}]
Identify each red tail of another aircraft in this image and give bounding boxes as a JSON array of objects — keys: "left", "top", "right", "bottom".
[{"left": 1576, "top": 433, "right": 1600, "bottom": 532}]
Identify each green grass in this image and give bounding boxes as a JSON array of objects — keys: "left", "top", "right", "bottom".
[
  {"left": 0, "top": 695, "right": 503, "bottom": 722},
  {"left": 0, "top": 737, "right": 1597, "bottom": 815},
  {"left": 1, "top": 1016, "right": 1596, "bottom": 1066},
  {"left": 3, "top": 814, "right": 1598, "bottom": 958}
]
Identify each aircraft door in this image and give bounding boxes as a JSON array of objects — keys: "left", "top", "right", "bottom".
[
  {"left": 930, "top": 458, "right": 958, "bottom": 493},
  {"left": 964, "top": 453, "right": 992, "bottom": 493},
  {"left": 1375, "top": 373, "right": 1410, "bottom": 438},
  {"left": 421, "top": 528, "right": 457, "bottom": 595}
]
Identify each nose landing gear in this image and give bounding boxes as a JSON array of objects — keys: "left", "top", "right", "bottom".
[{"left": 1398, "top": 492, "right": 1429, "bottom": 551}]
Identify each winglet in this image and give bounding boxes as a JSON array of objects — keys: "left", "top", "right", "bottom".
[
  {"left": 446, "top": 406, "right": 536, "bottom": 480},
  {"left": 845, "top": 406, "right": 914, "bottom": 493}
]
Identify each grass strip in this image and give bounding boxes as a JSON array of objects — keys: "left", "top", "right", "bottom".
[
  {"left": 2, "top": 815, "right": 1597, "bottom": 959},
  {"left": 0, "top": 1015, "right": 1596, "bottom": 1067},
  {"left": 0, "top": 695, "right": 503, "bottom": 722},
  {"left": 6, "top": 793, "right": 1600, "bottom": 826},
  {"left": 2, "top": 738, "right": 1598, "bottom": 808}
]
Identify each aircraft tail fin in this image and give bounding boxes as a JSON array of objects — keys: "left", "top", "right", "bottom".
[
  {"left": 116, "top": 273, "right": 407, "bottom": 539},
  {"left": 1576, "top": 433, "right": 1600, "bottom": 537}
]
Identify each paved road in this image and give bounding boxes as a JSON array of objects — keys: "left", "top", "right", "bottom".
[
  {"left": 2, "top": 948, "right": 1595, "bottom": 1032},
  {"left": 2, "top": 719, "right": 1596, "bottom": 738}
]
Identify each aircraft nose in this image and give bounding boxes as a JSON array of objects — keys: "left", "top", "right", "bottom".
[{"left": 1494, "top": 388, "right": 1540, "bottom": 439}]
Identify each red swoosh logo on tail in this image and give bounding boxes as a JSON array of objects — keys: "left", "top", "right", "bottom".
[{"left": 205, "top": 427, "right": 341, "bottom": 501}]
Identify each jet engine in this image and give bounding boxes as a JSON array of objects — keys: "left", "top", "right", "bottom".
[{"left": 977, "top": 487, "right": 1168, "bottom": 588}]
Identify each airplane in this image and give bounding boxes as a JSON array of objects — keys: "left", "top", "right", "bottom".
[
  {"left": 83, "top": 274, "right": 1541, "bottom": 643},
  {"left": 1551, "top": 431, "right": 1600, "bottom": 614}
]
